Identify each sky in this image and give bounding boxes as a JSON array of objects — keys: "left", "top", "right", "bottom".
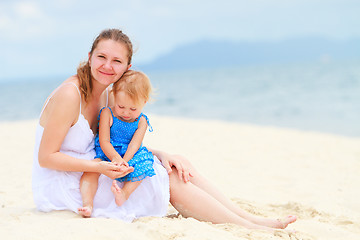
[{"left": 1, "top": 0, "right": 360, "bottom": 81}]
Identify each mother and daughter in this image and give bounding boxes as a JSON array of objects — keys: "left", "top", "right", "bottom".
[{"left": 32, "top": 28, "right": 297, "bottom": 231}]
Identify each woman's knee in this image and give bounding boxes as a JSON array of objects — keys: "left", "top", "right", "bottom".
[
  {"left": 168, "top": 169, "right": 188, "bottom": 204},
  {"left": 168, "top": 168, "right": 186, "bottom": 192},
  {"left": 173, "top": 154, "right": 198, "bottom": 172}
]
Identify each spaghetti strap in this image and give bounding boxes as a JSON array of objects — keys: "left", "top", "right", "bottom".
[
  {"left": 67, "top": 83, "right": 82, "bottom": 117},
  {"left": 97, "top": 107, "right": 113, "bottom": 121},
  {"left": 106, "top": 87, "right": 109, "bottom": 107},
  {"left": 140, "top": 113, "right": 153, "bottom": 132},
  {"left": 39, "top": 82, "right": 82, "bottom": 118}
]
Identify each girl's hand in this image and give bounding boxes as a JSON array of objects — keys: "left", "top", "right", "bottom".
[
  {"left": 160, "top": 153, "right": 193, "bottom": 183},
  {"left": 112, "top": 158, "right": 129, "bottom": 167},
  {"left": 98, "top": 161, "right": 134, "bottom": 179}
]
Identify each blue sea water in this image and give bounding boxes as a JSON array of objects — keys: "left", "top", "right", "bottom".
[{"left": 1, "top": 61, "right": 359, "bottom": 137}]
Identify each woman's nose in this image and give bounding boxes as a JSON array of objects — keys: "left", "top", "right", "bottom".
[{"left": 103, "top": 60, "right": 112, "bottom": 69}]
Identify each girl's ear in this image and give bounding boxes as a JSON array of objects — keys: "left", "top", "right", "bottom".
[
  {"left": 127, "top": 64, "right": 132, "bottom": 70},
  {"left": 88, "top": 52, "right": 91, "bottom": 64}
]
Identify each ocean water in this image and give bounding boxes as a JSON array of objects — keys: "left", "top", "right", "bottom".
[{"left": 1, "top": 61, "right": 359, "bottom": 137}]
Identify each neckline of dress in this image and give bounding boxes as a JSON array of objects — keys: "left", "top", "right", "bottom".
[
  {"left": 38, "top": 113, "right": 94, "bottom": 138},
  {"left": 108, "top": 107, "right": 140, "bottom": 124}
]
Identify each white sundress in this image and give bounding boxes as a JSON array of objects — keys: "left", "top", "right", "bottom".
[{"left": 32, "top": 83, "right": 170, "bottom": 221}]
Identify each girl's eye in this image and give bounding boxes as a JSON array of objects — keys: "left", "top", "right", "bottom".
[
  {"left": 98, "top": 55, "right": 105, "bottom": 59},
  {"left": 118, "top": 105, "right": 124, "bottom": 109},
  {"left": 114, "top": 60, "right": 121, "bottom": 63},
  {"left": 130, "top": 108, "right": 137, "bottom": 111}
]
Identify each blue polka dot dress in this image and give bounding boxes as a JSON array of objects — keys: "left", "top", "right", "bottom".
[{"left": 94, "top": 107, "right": 155, "bottom": 183}]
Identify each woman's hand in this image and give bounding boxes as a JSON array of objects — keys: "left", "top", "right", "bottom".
[
  {"left": 157, "top": 152, "right": 193, "bottom": 183},
  {"left": 98, "top": 161, "right": 134, "bottom": 179}
]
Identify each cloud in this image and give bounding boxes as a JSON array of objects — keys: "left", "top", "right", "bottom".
[
  {"left": 0, "top": 15, "right": 11, "bottom": 30},
  {"left": 0, "top": 1, "right": 53, "bottom": 40},
  {"left": 1, "top": 0, "right": 360, "bottom": 80},
  {"left": 53, "top": 0, "right": 76, "bottom": 8},
  {"left": 14, "top": 1, "right": 43, "bottom": 19}
]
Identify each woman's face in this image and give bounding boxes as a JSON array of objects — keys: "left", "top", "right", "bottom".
[{"left": 89, "top": 39, "right": 131, "bottom": 86}]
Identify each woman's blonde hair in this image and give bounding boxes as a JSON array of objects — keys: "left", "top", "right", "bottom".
[
  {"left": 112, "top": 70, "right": 152, "bottom": 106},
  {"left": 76, "top": 29, "right": 133, "bottom": 102}
]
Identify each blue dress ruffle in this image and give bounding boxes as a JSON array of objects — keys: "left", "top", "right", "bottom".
[{"left": 94, "top": 107, "right": 155, "bottom": 182}]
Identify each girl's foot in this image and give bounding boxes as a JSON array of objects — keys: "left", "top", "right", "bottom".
[
  {"left": 78, "top": 206, "right": 92, "bottom": 218},
  {"left": 111, "top": 180, "right": 127, "bottom": 206}
]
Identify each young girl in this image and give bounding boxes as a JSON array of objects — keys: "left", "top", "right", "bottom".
[{"left": 80, "top": 70, "right": 156, "bottom": 210}]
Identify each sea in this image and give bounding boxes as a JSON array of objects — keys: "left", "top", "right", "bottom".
[{"left": 1, "top": 61, "right": 359, "bottom": 137}]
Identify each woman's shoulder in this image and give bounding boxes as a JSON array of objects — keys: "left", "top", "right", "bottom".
[
  {"left": 53, "top": 77, "right": 81, "bottom": 101},
  {"left": 46, "top": 77, "right": 81, "bottom": 117},
  {"left": 40, "top": 76, "right": 81, "bottom": 127}
]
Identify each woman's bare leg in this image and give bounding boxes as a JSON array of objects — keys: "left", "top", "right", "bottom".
[
  {"left": 168, "top": 169, "right": 275, "bottom": 231},
  {"left": 189, "top": 166, "right": 296, "bottom": 228},
  {"left": 78, "top": 172, "right": 100, "bottom": 217},
  {"left": 169, "top": 158, "right": 296, "bottom": 229}
]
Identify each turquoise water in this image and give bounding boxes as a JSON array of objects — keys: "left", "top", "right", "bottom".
[{"left": 1, "top": 62, "right": 359, "bottom": 137}]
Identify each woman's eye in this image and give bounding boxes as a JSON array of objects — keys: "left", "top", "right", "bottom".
[
  {"left": 114, "top": 60, "right": 121, "bottom": 63},
  {"left": 98, "top": 55, "right": 105, "bottom": 59},
  {"left": 118, "top": 106, "right": 124, "bottom": 109},
  {"left": 130, "top": 108, "right": 137, "bottom": 111}
]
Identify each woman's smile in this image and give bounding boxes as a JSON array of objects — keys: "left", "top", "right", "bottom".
[{"left": 98, "top": 70, "right": 114, "bottom": 76}]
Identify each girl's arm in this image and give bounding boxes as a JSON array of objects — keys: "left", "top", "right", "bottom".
[
  {"left": 98, "top": 108, "right": 127, "bottom": 165},
  {"left": 122, "top": 116, "right": 148, "bottom": 162},
  {"left": 38, "top": 84, "right": 130, "bottom": 179}
]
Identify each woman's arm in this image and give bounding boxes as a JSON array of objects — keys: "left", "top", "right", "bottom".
[
  {"left": 149, "top": 148, "right": 193, "bottom": 183},
  {"left": 37, "top": 84, "right": 129, "bottom": 179},
  {"left": 122, "top": 116, "right": 147, "bottom": 162},
  {"left": 38, "top": 84, "right": 91, "bottom": 170}
]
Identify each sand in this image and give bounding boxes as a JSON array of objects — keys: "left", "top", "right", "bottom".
[{"left": 0, "top": 115, "right": 359, "bottom": 240}]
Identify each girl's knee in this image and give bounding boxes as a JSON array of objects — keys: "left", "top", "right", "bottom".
[{"left": 81, "top": 172, "right": 100, "bottom": 182}]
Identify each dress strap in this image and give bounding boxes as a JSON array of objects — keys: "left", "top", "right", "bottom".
[
  {"left": 98, "top": 107, "right": 113, "bottom": 121},
  {"left": 140, "top": 113, "right": 153, "bottom": 132},
  {"left": 105, "top": 87, "right": 109, "bottom": 107},
  {"left": 39, "top": 82, "right": 82, "bottom": 118}
]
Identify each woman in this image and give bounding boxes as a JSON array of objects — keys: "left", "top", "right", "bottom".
[{"left": 32, "top": 28, "right": 296, "bottom": 230}]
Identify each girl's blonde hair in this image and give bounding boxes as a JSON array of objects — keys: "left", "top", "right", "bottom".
[
  {"left": 76, "top": 29, "right": 133, "bottom": 102},
  {"left": 112, "top": 70, "right": 152, "bottom": 105}
]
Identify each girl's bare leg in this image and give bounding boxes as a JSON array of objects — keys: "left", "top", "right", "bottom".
[
  {"left": 78, "top": 172, "right": 100, "bottom": 217},
  {"left": 111, "top": 180, "right": 142, "bottom": 206},
  {"left": 168, "top": 170, "right": 275, "bottom": 231}
]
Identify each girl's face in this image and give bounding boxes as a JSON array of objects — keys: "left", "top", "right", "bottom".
[
  {"left": 89, "top": 39, "right": 131, "bottom": 86},
  {"left": 113, "top": 91, "right": 145, "bottom": 122}
]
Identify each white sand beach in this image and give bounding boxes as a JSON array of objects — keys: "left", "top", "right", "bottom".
[{"left": 0, "top": 115, "right": 359, "bottom": 240}]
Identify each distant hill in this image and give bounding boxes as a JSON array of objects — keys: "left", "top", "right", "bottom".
[{"left": 137, "top": 37, "right": 360, "bottom": 71}]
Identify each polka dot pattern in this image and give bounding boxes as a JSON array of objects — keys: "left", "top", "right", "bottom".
[{"left": 94, "top": 107, "right": 155, "bottom": 182}]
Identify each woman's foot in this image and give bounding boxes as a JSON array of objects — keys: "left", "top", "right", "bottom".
[
  {"left": 254, "top": 215, "right": 297, "bottom": 229},
  {"left": 78, "top": 206, "right": 92, "bottom": 218},
  {"left": 274, "top": 215, "right": 297, "bottom": 229},
  {"left": 111, "top": 180, "right": 127, "bottom": 206}
]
